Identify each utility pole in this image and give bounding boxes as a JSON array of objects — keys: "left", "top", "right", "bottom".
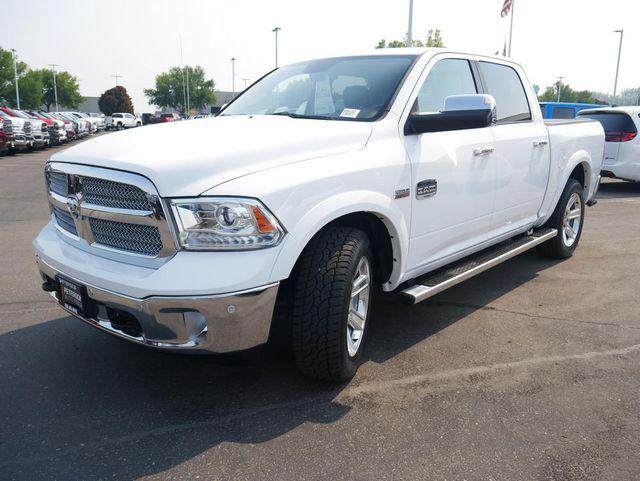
[
  {"left": 556, "top": 76, "right": 565, "bottom": 102},
  {"left": 11, "top": 49, "right": 20, "bottom": 109},
  {"left": 231, "top": 58, "right": 236, "bottom": 97},
  {"left": 111, "top": 74, "right": 123, "bottom": 86},
  {"left": 407, "top": 0, "right": 414, "bottom": 47},
  {"left": 180, "top": 35, "right": 187, "bottom": 115},
  {"left": 48, "top": 64, "right": 60, "bottom": 112},
  {"left": 508, "top": 0, "right": 516, "bottom": 57},
  {"left": 272, "top": 27, "right": 281, "bottom": 68},
  {"left": 613, "top": 29, "right": 624, "bottom": 102}
]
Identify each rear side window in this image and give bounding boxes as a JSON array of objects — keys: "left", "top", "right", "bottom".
[
  {"left": 415, "top": 59, "right": 477, "bottom": 113},
  {"left": 479, "top": 61, "right": 531, "bottom": 123},
  {"left": 552, "top": 107, "right": 576, "bottom": 119},
  {"left": 578, "top": 112, "right": 636, "bottom": 133},
  {"left": 578, "top": 112, "right": 638, "bottom": 142}
]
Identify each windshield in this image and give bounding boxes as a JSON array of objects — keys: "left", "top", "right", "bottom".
[
  {"left": 7, "top": 108, "right": 30, "bottom": 119},
  {"left": 222, "top": 55, "right": 416, "bottom": 121}
]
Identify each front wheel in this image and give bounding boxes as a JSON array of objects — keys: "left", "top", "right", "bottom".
[
  {"left": 291, "top": 227, "right": 373, "bottom": 381},
  {"left": 538, "top": 179, "right": 585, "bottom": 259}
]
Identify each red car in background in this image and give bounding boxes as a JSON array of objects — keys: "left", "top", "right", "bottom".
[{"left": 150, "top": 112, "right": 182, "bottom": 124}]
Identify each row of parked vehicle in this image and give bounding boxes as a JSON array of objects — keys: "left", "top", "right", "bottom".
[{"left": 0, "top": 107, "right": 106, "bottom": 155}]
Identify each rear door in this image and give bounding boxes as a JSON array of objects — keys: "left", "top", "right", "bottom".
[
  {"left": 477, "top": 60, "right": 550, "bottom": 231},
  {"left": 402, "top": 55, "right": 498, "bottom": 272}
]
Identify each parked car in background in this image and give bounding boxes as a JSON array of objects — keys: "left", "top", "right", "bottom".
[
  {"left": 33, "top": 112, "right": 68, "bottom": 144},
  {"left": 0, "top": 107, "right": 48, "bottom": 149},
  {"left": 86, "top": 113, "right": 106, "bottom": 130},
  {"left": 49, "top": 112, "right": 79, "bottom": 141},
  {"left": 25, "top": 110, "right": 67, "bottom": 145},
  {"left": 150, "top": 112, "right": 181, "bottom": 124},
  {"left": 141, "top": 113, "right": 154, "bottom": 125},
  {"left": 34, "top": 50, "right": 604, "bottom": 381},
  {"left": 539, "top": 102, "right": 607, "bottom": 120},
  {"left": 579, "top": 106, "right": 640, "bottom": 182},
  {"left": 60, "top": 112, "right": 96, "bottom": 135},
  {"left": 0, "top": 110, "right": 31, "bottom": 153},
  {"left": 106, "top": 113, "right": 141, "bottom": 130},
  {"left": 0, "top": 129, "right": 9, "bottom": 155}
]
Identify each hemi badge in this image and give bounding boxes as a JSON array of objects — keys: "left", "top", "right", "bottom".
[{"left": 394, "top": 188, "right": 410, "bottom": 199}]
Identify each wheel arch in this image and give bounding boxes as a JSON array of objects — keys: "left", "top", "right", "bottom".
[{"left": 270, "top": 194, "right": 408, "bottom": 290}]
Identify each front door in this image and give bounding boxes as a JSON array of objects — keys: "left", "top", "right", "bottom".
[{"left": 402, "top": 57, "right": 498, "bottom": 275}]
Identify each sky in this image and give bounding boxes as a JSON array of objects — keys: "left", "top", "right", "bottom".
[{"left": 2, "top": 0, "right": 638, "bottom": 112}]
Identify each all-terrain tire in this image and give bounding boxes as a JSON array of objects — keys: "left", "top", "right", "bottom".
[
  {"left": 538, "top": 179, "right": 585, "bottom": 259},
  {"left": 291, "top": 227, "right": 372, "bottom": 382}
]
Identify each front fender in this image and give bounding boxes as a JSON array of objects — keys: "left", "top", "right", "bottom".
[{"left": 268, "top": 190, "right": 409, "bottom": 290}]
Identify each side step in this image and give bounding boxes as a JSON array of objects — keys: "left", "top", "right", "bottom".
[{"left": 401, "top": 228, "right": 557, "bottom": 304}]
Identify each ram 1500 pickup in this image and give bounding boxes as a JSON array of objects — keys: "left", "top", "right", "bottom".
[{"left": 34, "top": 49, "right": 604, "bottom": 381}]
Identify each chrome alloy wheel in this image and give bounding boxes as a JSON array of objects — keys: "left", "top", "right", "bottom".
[
  {"left": 347, "top": 256, "right": 371, "bottom": 357},
  {"left": 562, "top": 192, "right": 582, "bottom": 247}
]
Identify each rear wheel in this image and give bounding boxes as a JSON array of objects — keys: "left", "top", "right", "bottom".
[
  {"left": 538, "top": 179, "right": 585, "bottom": 259},
  {"left": 291, "top": 227, "right": 372, "bottom": 381}
]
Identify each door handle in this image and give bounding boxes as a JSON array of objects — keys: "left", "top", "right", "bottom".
[
  {"left": 533, "top": 139, "right": 548, "bottom": 147},
  {"left": 473, "top": 146, "right": 495, "bottom": 156}
]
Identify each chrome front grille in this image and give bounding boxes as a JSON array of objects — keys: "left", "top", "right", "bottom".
[
  {"left": 52, "top": 205, "right": 77, "bottom": 236},
  {"left": 48, "top": 171, "right": 68, "bottom": 196},
  {"left": 89, "top": 218, "right": 162, "bottom": 256},
  {"left": 45, "top": 163, "right": 176, "bottom": 264},
  {"left": 82, "top": 176, "right": 152, "bottom": 211}
]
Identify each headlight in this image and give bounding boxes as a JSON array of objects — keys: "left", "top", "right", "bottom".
[{"left": 170, "top": 197, "right": 285, "bottom": 250}]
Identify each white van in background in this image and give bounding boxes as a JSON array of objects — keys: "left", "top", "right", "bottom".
[{"left": 579, "top": 107, "right": 640, "bottom": 182}]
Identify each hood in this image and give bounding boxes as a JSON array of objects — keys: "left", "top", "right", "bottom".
[{"left": 51, "top": 115, "right": 373, "bottom": 196}]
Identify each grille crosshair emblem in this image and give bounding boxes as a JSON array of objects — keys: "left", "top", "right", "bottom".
[{"left": 66, "top": 195, "right": 80, "bottom": 219}]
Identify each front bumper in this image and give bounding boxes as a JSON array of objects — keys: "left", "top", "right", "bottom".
[{"left": 37, "top": 255, "right": 279, "bottom": 353}]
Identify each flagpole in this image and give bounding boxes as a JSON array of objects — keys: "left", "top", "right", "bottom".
[{"left": 508, "top": 0, "right": 515, "bottom": 57}]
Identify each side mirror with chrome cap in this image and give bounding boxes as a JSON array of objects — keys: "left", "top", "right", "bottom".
[{"left": 404, "top": 94, "right": 497, "bottom": 135}]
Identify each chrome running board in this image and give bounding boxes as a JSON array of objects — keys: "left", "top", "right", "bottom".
[{"left": 401, "top": 228, "right": 557, "bottom": 305}]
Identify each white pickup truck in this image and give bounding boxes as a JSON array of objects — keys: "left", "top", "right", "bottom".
[
  {"left": 34, "top": 49, "right": 604, "bottom": 381},
  {"left": 105, "top": 112, "right": 141, "bottom": 130}
]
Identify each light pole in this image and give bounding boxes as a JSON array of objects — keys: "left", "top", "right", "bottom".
[
  {"left": 272, "top": 27, "right": 281, "bottom": 68},
  {"left": 48, "top": 64, "right": 59, "bottom": 112},
  {"left": 11, "top": 49, "right": 20, "bottom": 109},
  {"left": 180, "top": 35, "right": 190, "bottom": 114},
  {"left": 556, "top": 76, "right": 565, "bottom": 102},
  {"left": 241, "top": 78, "right": 250, "bottom": 90},
  {"left": 111, "top": 74, "right": 123, "bottom": 86},
  {"left": 407, "top": 0, "right": 414, "bottom": 47},
  {"left": 230, "top": 58, "right": 236, "bottom": 97},
  {"left": 613, "top": 29, "right": 624, "bottom": 102}
]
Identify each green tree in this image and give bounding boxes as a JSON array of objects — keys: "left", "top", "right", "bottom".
[
  {"left": 538, "top": 83, "right": 597, "bottom": 104},
  {"left": 17, "top": 69, "right": 44, "bottom": 109},
  {"left": 0, "top": 47, "right": 28, "bottom": 107},
  {"left": 426, "top": 29, "right": 445, "bottom": 47},
  {"left": 376, "top": 29, "right": 445, "bottom": 49},
  {"left": 144, "top": 65, "right": 216, "bottom": 113},
  {"left": 98, "top": 86, "right": 134, "bottom": 115},
  {"left": 39, "top": 69, "right": 83, "bottom": 111}
]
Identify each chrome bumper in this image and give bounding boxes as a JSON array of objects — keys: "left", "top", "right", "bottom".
[{"left": 37, "top": 256, "right": 278, "bottom": 354}]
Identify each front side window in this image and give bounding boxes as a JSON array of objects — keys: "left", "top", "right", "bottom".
[
  {"left": 479, "top": 61, "right": 531, "bottom": 122},
  {"left": 113, "top": 114, "right": 122, "bottom": 118},
  {"left": 414, "top": 59, "right": 478, "bottom": 113},
  {"left": 222, "top": 55, "right": 416, "bottom": 121}
]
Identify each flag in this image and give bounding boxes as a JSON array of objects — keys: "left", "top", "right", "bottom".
[{"left": 501, "top": 0, "right": 512, "bottom": 17}]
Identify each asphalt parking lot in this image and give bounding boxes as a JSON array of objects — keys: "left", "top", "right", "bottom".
[{"left": 1, "top": 141, "right": 640, "bottom": 481}]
